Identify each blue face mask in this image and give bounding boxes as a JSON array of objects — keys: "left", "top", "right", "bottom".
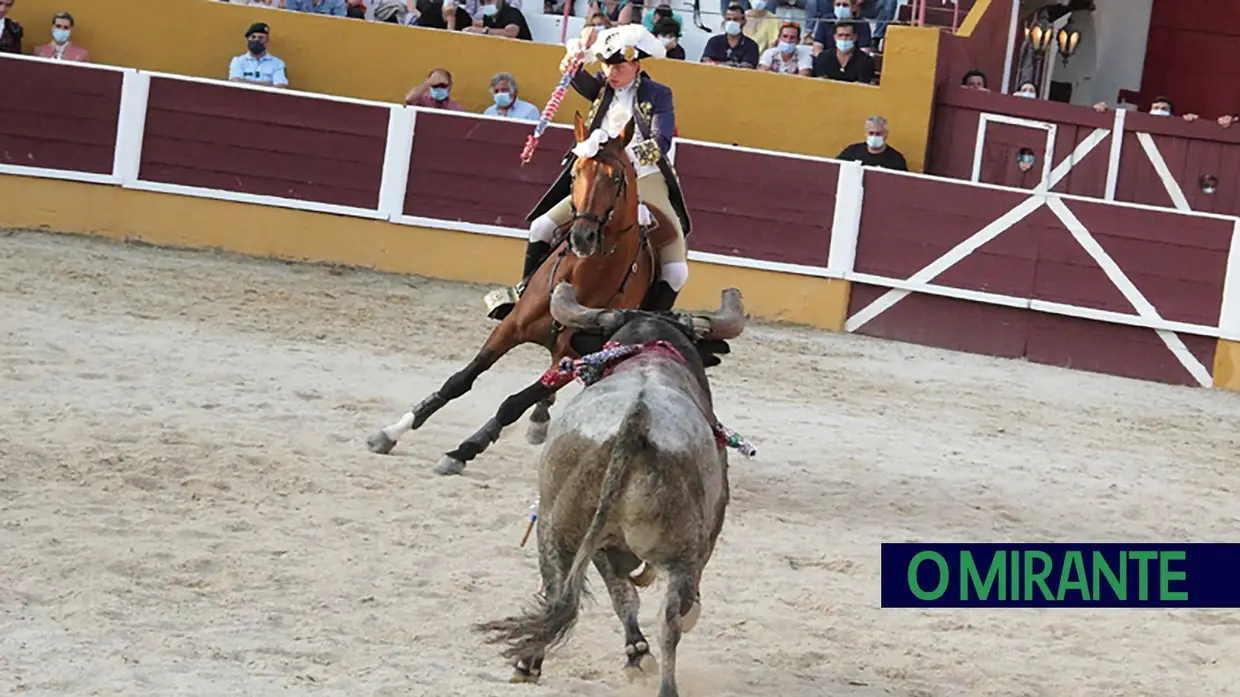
[
  {"left": 493, "top": 92, "right": 513, "bottom": 108},
  {"left": 480, "top": 3, "right": 498, "bottom": 16},
  {"left": 52, "top": 28, "right": 71, "bottom": 44},
  {"left": 836, "top": 39, "right": 855, "bottom": 52},
  {"left": 866, "top": 135, "right": 884, "bottom": 149},
  {"left": 833, "top": 4, "right": 851, "bottom": 18},
  {"left": 724, "top": 20, "right": 741, "bottom": 35},
  {"left": 778, "top": 40, "right": 796, "bottom": 54},
  {"left": 430, "top": 87, "right": 450, "bottom": 101}
]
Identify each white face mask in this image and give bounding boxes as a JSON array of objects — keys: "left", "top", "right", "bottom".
[
  {"left": 1016, "top": 90, "right": 1036, "bottom": 98},
  {"left": 866, "top": 135, "right": 885, "bottom": 149},
  {"left": 1150, "top": 107, "right": 1171, "bottom": 117},
  {"left": 724, "top": 20, "right": 742, "bottom": 35}
]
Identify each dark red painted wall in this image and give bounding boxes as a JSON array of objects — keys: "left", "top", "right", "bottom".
[
  {"left": 848, "top": 168, "right": 1231, "bottom": 385},
  {"left": 933, "top": 0, "right": 1014, "bottom": 94},
  {"left": 1120, "top": 0, "right": 1240, "bottom": 119},
  {"left": 404, "top": 111, "right": 572, "bottom": 229},
  {"left": 139, "top": 77, "right": 388, "bottom": 209},
  {"left": 0, "top": 58, "right": 120, "bottom": 174}
]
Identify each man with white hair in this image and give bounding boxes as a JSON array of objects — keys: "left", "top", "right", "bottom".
[
  {"left": 483, "top": 24, "right": 693, "bottom": 320},
  {"left": 836, "top": 115, "right": 907, "bottom": 170},
  {"left": 483, "top": 72, "right": 541, "bottom": 121}
]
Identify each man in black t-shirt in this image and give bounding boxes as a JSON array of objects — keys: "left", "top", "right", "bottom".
[
  {"left": 463, "top": 0, "right": 532, "bottom": 40},
  {"left": 836, "top": 115, "right": 908, "bottom": 170},
  {"left": 811, "top": 20, "right": 875, "bottom": 83}
]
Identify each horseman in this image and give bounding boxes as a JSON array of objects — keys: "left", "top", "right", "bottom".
[{"left": 484, "top": 23, "right": 693, "bottom": 321}]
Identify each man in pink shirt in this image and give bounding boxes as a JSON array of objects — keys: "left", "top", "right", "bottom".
[
  {"left": 32, "top": 11, "right": 90, "bottom": 62},
  {"left": 403, "top": 68, "right": 465, "bottom": 111}
]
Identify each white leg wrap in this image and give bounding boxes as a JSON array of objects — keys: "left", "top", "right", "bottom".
[
  {"left": 660, "top": 261, "right": 689, "bottom": 292},
  {"left": 529, "top": 215, "right": 558, "bottom": 243}
]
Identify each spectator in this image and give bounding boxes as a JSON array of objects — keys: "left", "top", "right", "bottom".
[
  {"left": 223, "top": 0, "right": 285, "bottom": 7},
  {"left": 483, "top": 72, "right": 540, "bottom": 121},
  {"left": 653, "top": 16, "right": 685, "bottom": 60},
  {"left": 1220, "top": 114, "right": 1238, "bottom": 128},
  {"left": 415, "top": 0, "right": 472, "bottom": 28},
  {"left": 405, "top": 68, "right": 465, "bottom": 111},
  {"left": 589, "top": 0, "right": 633, "bottom": 24},
  {"left": 287, "top": 0, "right": 347, "bottom": 15},
  {"left": 837, "top": 115, "right": 907, "bottom": 170},
  {"left": 462, "top": 0, "right": 531, "bottom": 39},
  {"left": 961, "top": 69, "right": 988, "bottom": 90},
  {"left": 640, "top": 1, "right": 682, "bottom": 35},
  {"left": 812, "top": 0, "right": 871, "bottom": 56},
  {"left": 374, "top": 0, "right": 417, "bottom": 22},
  {"left": 32, "top": 11, "right": 90, "bottom": 62},
  {"left": 1093, "top": 95, "right": 1198, "bottom": 121},
  {"left": 345, "top": 0, "right": 367, "bottom": 17},
  {"left": 458, "top": 0, "right": 523, "bottom": 23},
  {"left": 0, "top": 0, "right": 22, "bottom": 55},
  {"left": 743, "top": 5, "right": 781, "bottom": 54},
  {"left": 1015, "top": 81, "right": 1036, "bottom": 98},
  {"left": 228, "top": 23, "right": 289, "bottom": 88},
  {"left": 759, "top": 22, "right": 811, "bottom": 76},
  {"left": 589, "top": 11, "right": 614, "bottom": 29},
  {"left": 811, "top": 21, "right": 874, "bottom": 83},
  {"left": 701, "top": 4, "right": 759, "bottom": 69}
]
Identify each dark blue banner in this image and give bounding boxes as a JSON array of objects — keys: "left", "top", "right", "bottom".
[{"left": 880, "top": 543, "right": 1240, "bottom": 608}]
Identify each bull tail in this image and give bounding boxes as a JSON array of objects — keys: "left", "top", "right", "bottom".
[{"left": 475, "top": 397, "right": 652, "bottom": 661}]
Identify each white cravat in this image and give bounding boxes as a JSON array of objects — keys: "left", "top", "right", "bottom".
[{"left": 601, "top": 81, "right": 660, "bottom": 179}]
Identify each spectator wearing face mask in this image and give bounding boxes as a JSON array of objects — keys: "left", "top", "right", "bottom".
[
  {"left": 961, "top": 69, "right": 988, "bottom": 90},
  {"left": 287, "top": 0, "right": 347, "bottom": 15},
  {"left": 345, "top": 0, "right": 367, "bottom": 17},
  {"left": 32, "top": 11, "right": 89, "bottom": 62},
  {"left": 759, "top": 22, "right": 811, "bottom": 76},
  {"left": 641, "top": 1, "right": 681, "bottom": 34},
  {"left": 0, "top": 0, "right": 23, "bottom": 55},
  {"left": 812, "top": 0, "right": 871, "bottom": 56},
  {"left": 483, "top": 72, "right": 541, "bottom": 121},
  {"left": 228, "top": 23, "right": 289, "bottom": 88},
  {"left": 589, "top": 12, "right": 614, "bottom": 29},
  {"left": 653, "top": 17, "right": 685, "bottom": 59},
  {"left": 837, "top": 115, "right": 907, "bottom": 170},
  {"left": 811, "top": 21, "right": 873, "bottom": 83},
  {"left": 1014, "top": 81, "right": 1037, "bottom": 98},
  {"left": 461, "top": 0, "right": 531, "bottom": 39},
  {"left": 1093, "top": 95, "right": 1198, "bottom": 121},
  {"left": 589, "top": 0, "right": 633, "bottom": 24},
  {"left": 414, "top": 0, "right": 472, "bottom": 28},
  {"left": 405, "top": 68, "right": 465, "bottom": 111},
  {"left": 702, "top": 4, "right": 759, "bottom": 69}
]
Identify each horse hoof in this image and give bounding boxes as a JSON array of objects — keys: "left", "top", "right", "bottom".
[
  {"left": 629, "top": 562, "right": 656, "bottom": 588},
  {"left": 681, "top": 600, "right": 701, "bottom": 633},
  {"left": 525, "top": 421, "right": 549, "bottom": 446},
  {"left": 367, "top": 430, "right": 396, "bottom": 454},
  {"left": 434, "top": 455, "right": 466, "bottom": 476}
]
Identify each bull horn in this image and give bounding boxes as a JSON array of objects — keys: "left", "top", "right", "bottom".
[
  {"left": 549, "top": 282, "right": 626, "bottom": 332},
  {"left": 694, "top": 288, "right": 747, "bottom": 340}
]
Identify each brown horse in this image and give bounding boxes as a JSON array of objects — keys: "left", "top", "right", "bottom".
[{"left": 367, "top": 111, "right": 674, "bottom": 475}]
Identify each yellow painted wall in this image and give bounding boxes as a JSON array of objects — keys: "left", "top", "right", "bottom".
[
  {"left": 1212, "top": 339, "right": 1240, "bottom": 392},
  {"left": 10, "top": 0, "right": 944, "bottom": 171},
  {"left": 0, "top": 176, "right": 851, "bottom": 331}
]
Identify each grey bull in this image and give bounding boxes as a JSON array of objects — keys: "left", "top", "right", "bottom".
[{"left": 475, "top": 281, "right": 747, "bottom": 697}]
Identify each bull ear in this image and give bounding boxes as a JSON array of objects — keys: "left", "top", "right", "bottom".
[{"left": 574, "top": 111, "right": 589, "bottom": 143}]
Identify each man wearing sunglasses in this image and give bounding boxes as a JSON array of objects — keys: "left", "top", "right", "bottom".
[{"left": 403, "top": 67, "right": 465, "bottom": 111}]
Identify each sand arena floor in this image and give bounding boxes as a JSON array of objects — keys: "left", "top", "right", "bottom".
[{"left": 2, "top": 228, "right": 1239, "bottom": 697}]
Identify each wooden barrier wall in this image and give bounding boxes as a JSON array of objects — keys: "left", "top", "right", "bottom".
[{"left": 4, "top": 54, "right": 1240, "bottom": 391}]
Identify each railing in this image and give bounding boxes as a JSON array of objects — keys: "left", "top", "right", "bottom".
[{"left": 3, "top": 52, "right": 1239, "bottom": 389}]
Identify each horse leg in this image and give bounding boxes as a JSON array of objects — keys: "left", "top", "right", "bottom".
[
  {"left": 525, "top": 391, "right": 556, "bottom": 445},
  {"left": 434, "top": 379, "right": 557, "bottom": 475},
  {"left": 367, "top": 323, "right": 519, "bottom": 455},
  {"left": 594, "top": 549, "right": 658, "bottom": 681}
]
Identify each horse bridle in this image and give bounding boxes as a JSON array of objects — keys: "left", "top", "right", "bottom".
[{"left": 568, "top": 149, "right": 635, "bottom": 255}]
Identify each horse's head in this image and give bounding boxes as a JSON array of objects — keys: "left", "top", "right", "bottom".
[{"left": 568, "top": 110, "right": 638, "bottom": 258}]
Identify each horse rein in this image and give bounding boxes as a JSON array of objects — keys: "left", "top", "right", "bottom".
[{"left": 568, "top": 149, "right": 637, "bottom": 257}]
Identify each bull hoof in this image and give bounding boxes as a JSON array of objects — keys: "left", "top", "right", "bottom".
[
  {"left": 629, "top": 562, "right": 656, "bottom": 588},
  {"left": 433, "top": 455, "right": 466, "bottom": 476},
  {"left": 681, "top": 599, "right": 701, "bottom": 633},
  {"left": 367, "top": 430, "right": 397, "bottom": 454},
  {"left": 525, "top": 420, "right": 549, "bottom": 445},
  {"left": 509, "top": 670, "right": 540, "bottom": 684},
  {"left": 623, "top": 644, "right": 658, "bottom": 681}
]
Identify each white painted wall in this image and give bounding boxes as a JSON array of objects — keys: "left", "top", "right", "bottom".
[{"left": 1020, "top": 0, "right": 1152, "bottom": 107}]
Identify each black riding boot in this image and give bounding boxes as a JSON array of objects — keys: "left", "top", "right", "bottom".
[
  {"left": 641, "top": 280, "right": 680, "bottom": 313},
  {"left": 488, "top": 240, "right": 552, "bottom": 320}
]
